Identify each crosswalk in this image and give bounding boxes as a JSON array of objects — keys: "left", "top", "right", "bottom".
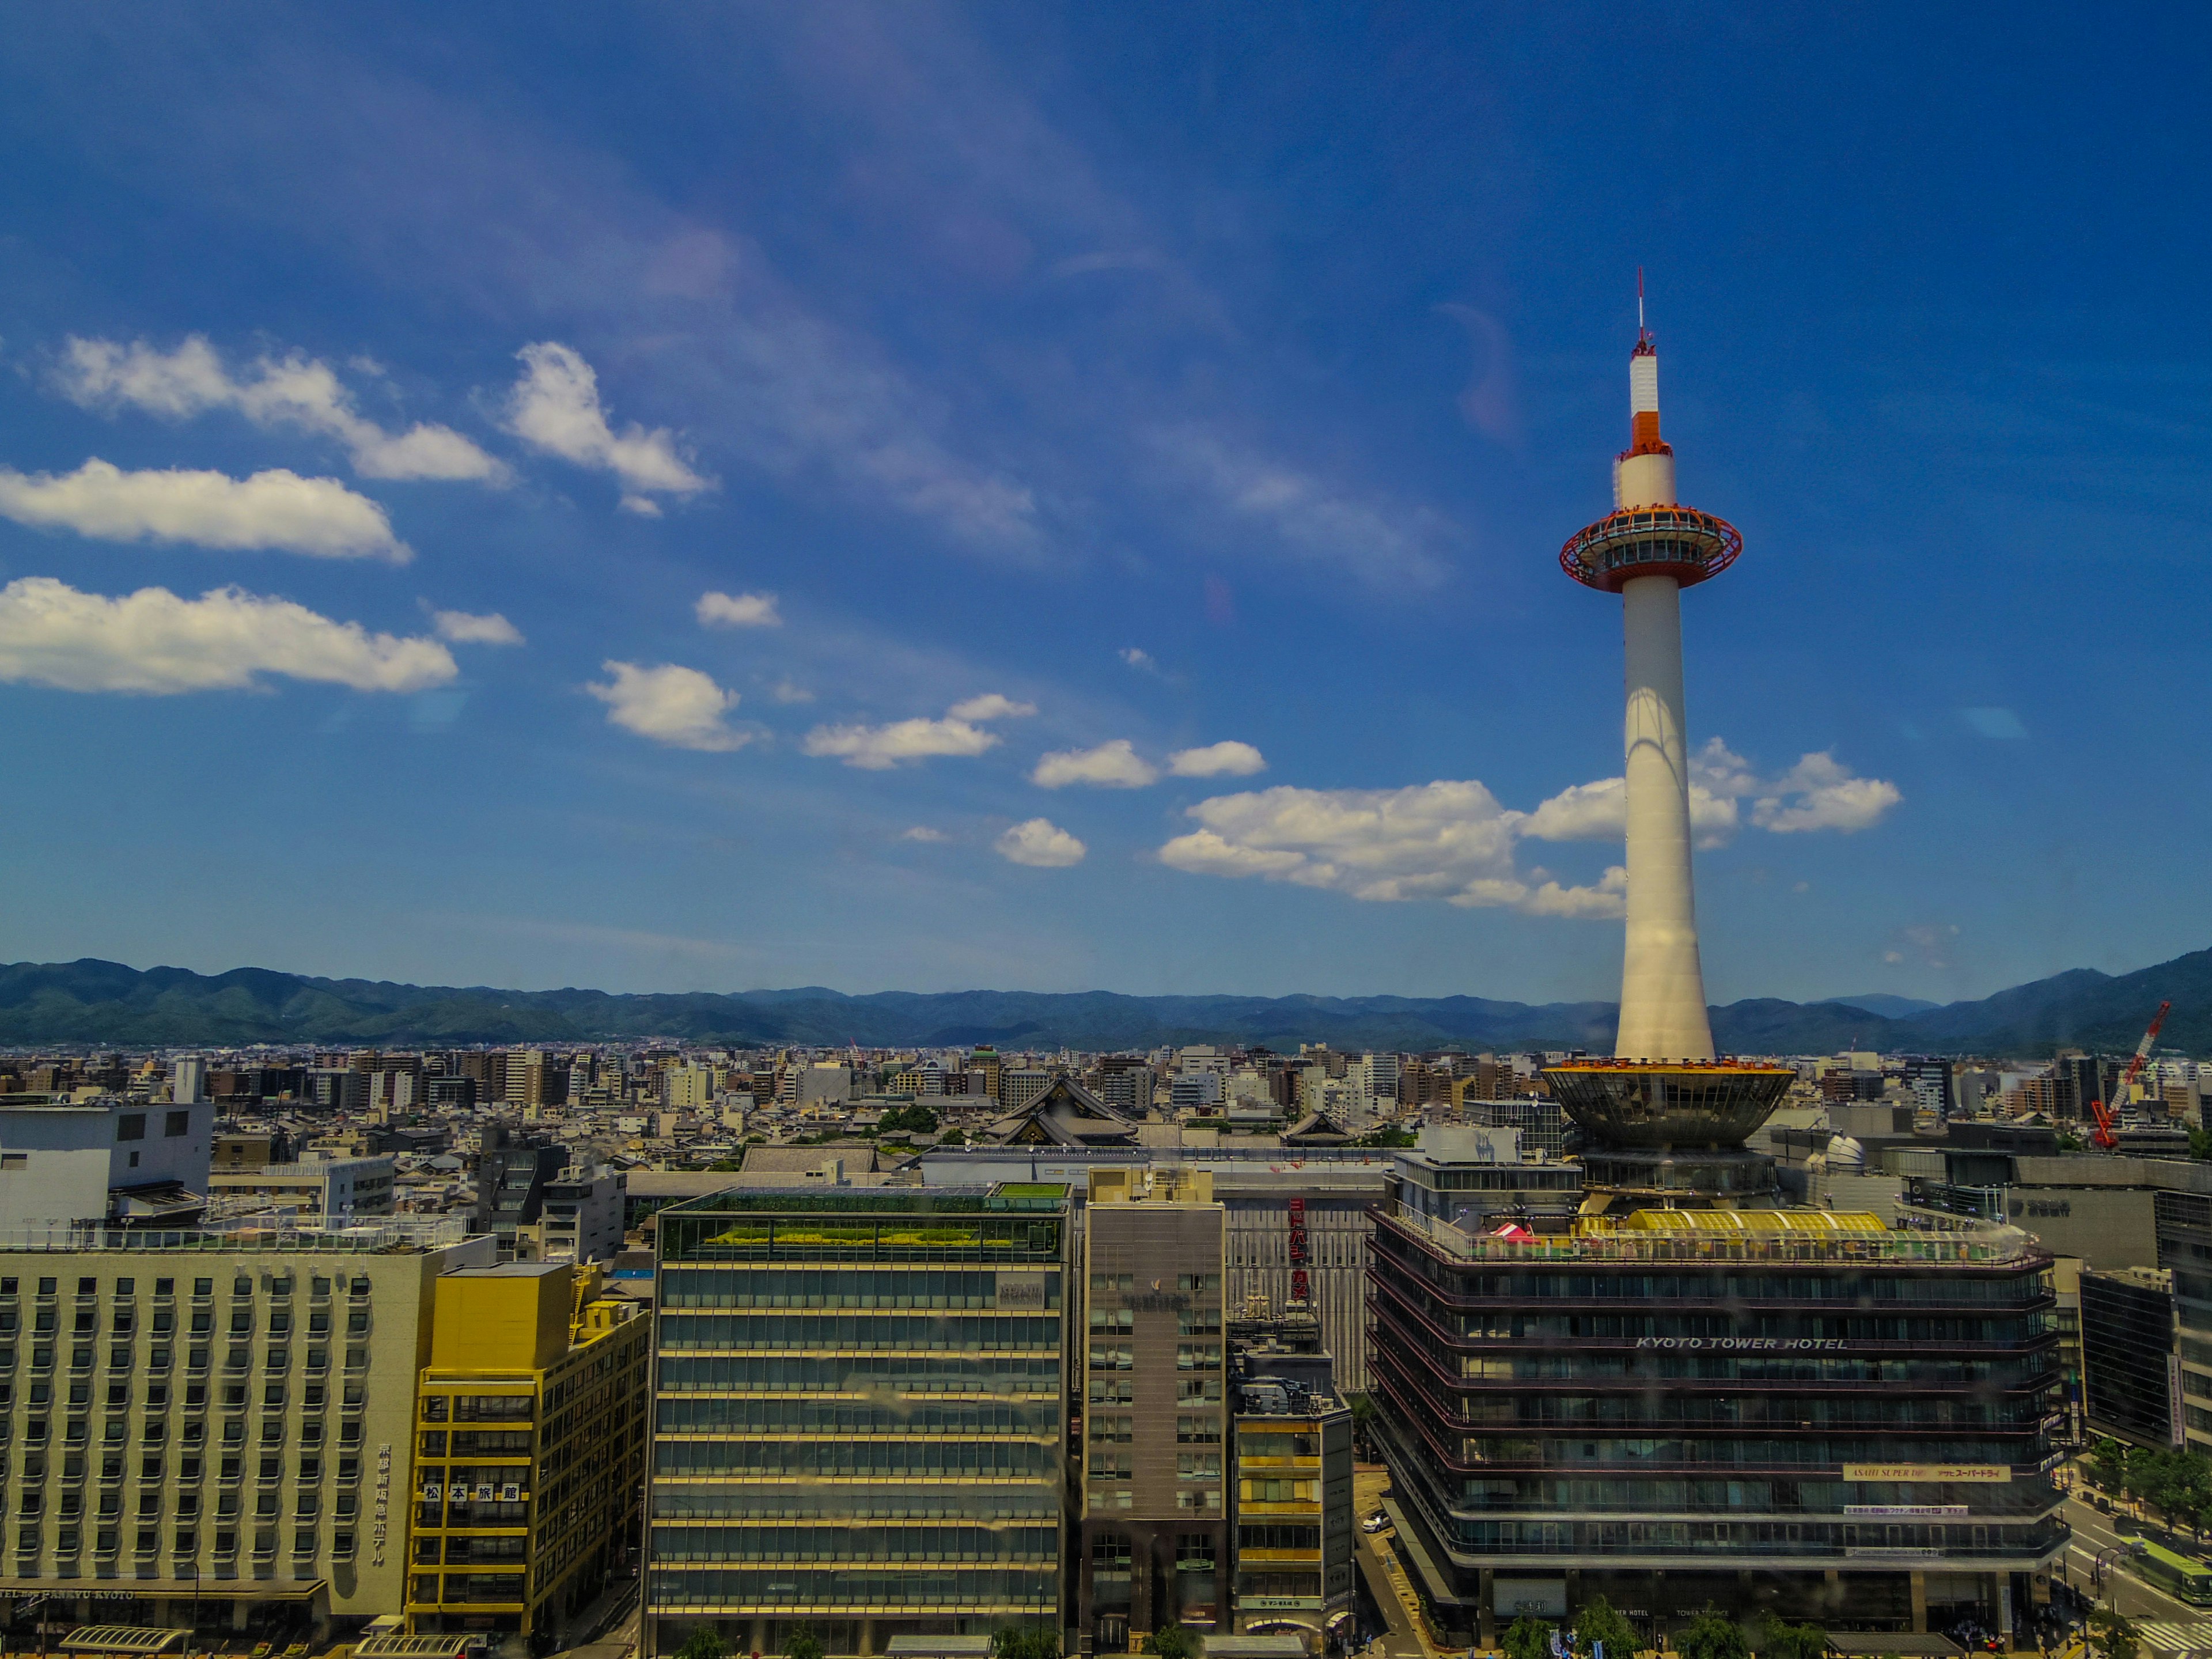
[{"left": 2127, "top": 1623, "right": 2212, "bottom": 1656}]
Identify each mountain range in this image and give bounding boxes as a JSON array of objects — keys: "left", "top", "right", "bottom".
[{"left": 0, "top": 950, "right": 2205, "bottom": 1056}]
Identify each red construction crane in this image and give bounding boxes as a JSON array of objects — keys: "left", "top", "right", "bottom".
[{"left": 2089, "top": 999, "right": 2172, "bottom": 1150}]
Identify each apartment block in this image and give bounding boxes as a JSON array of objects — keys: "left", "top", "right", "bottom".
[
  {"left": 1080, "top": 1168, "right": 1229, "bottom": 1653},
  {"left": 0, "top": 1227, "right": 493, "bottom": 1642},
  {"left": 406, "top": 1262, "right": 649, "bottom": 1643},
  {"left": 1228, "top": 1313, "right": 1354, "bottom": 1647},
  {"left": 645, "top": 1183, "right": 1073, "bottom": 1657}
]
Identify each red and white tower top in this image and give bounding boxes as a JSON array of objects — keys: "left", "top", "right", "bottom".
[{"left": 1559, "top": 289, "right": 1743, "bottom": 593}]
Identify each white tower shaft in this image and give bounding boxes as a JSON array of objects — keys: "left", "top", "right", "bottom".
[
  {"left": 1610, "top": 338, "right": 1715, "bottom": 1062},
  {"left": 1617, "top": 572, "right": 1715, "bottom": 1060}
]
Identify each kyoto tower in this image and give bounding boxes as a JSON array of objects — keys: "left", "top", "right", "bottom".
[{"left": 1544, "top": 294, "right": 1792, "bottom": 1168}]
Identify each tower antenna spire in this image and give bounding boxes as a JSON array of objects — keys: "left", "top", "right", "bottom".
[{"left": 1637, "top": 267, "right": 1650, "bottom": 348}]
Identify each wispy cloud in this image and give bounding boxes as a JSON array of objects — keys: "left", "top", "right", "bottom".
[
  {"left": 1150, "top": 426, "right": 1453, "bottom": 590},
  {"left": 0, "top": 460, "right": 411, "bottom": 561},
  {"left": 505, "top": 342, "right": 710, "bottom": 514},
  {"left": 1518, "top": 740, "right": 1901, "bottom": 844},
  {"left": 899, "top": 825, "right": 949, "bottom": 843},
  {"left": 54, "top": 334, "right": 505, "bottom": 483},
  {"left": 0, "top": 576, "right": 456, "bottom": 694},
  {"left": 946, "top": 692, "right": 1036, "bottom": 721},
  {"left": 587, "top": 661, "right": 746, "bottom": 751}
]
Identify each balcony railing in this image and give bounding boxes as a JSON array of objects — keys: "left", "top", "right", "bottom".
[{"left": 1377, "top": 1202, "right": 2046, "bottom": 1268}]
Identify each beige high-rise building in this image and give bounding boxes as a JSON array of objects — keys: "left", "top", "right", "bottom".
[
  {"left": 1080, "top": 1168, "right": 1228, "bottom": 1652},
  {"left": 0, "top": 1227, "right": 493, "bottom": 1642}
]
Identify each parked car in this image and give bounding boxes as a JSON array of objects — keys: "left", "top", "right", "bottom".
[{"left": 1362, "top": 1510, "right": 1391, "bottom": 1533}]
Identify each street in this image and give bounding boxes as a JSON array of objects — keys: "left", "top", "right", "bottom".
[
  {"left": 2059, "top": 1492, "right": 2212, "bottom": 1627},
  {"left": 1354, "top": 1464, "right": 1441, "bottom": 1659}
]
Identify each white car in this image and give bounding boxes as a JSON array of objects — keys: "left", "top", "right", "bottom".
[{"left": 1362, "top": 1511, "right": 1391, "bottom": 1533}]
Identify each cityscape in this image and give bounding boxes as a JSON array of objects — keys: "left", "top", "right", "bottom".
[{"left": 0, "top": 12, "right": 2206, "bottom": 1659}]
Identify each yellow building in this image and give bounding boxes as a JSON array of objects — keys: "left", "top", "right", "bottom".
[{"left": 406, "top": 1263, "right": 649, "bottom": 1643}]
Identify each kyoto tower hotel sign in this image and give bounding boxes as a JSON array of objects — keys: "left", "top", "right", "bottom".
[{"left": 1546, "top": 302, "right": 1792, "bottom": 1148}]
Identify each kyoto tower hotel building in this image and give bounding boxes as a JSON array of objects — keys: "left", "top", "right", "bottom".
[{"left": 1363, "top": 319, "right": 2066, "bottom": 1643}]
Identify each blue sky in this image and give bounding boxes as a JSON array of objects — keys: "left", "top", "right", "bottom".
[{"left": 0, "top": 3, "right": 2205, "bottom": 1005}]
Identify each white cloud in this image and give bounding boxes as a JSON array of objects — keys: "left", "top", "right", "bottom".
[
  {"left": 947, "top": 692, "right": 1035, "bottom": 722},
  {"left": 899, "top": 825, "right": 949, "bottom": 843},
  {"left": 1159, "top": 779, "right": 1621, "bottom": 915},
  {"left": 430, "top": 609, "right": 524, "bottom": 646},
  {"left": 769, "top": 679, "right": 815, "bottom": 704},
  {"left": 696, "top": 590, "right": 781, "bottom": 628},
  {"left": 0, "top": 460, "right": 410, "bottom": 561},
  {"left": 1168, "top": 740, "right": 1266, "bottom": 778},
  {"left": 1161, "top": 738, "right": 1901, "bottom": 922},
  {"left": 802, "top": 715, "right": 998, "bottom": 770},
  {"left": 1749, "top": 752, "right": 1904, "bottom": 834},
  {"left": 1120, "top": 646, "right": 1157, "bottom": 672},
  {"left": 586, "top": 661, "right": 745, "bottom": 751},
  {"left": 1032, "top": 738, "right": 1157, "bottom": 789},
  {"left": 1153, "top": 426, "right": 1451, "bottom": 590},
  {"left": 55, "top": 335, "right": 503, "bottom": 482},
  {"left": 505, "top": 343, "right": 709, "bottom": 512},
  {"left": 1520, "top": 739, "right": 1898, "bottom": 845},
  {"left": 0, "top": 576, "right": 456, "bottom": 694},
  {"left": 997, "top": 817, "right": 1086, "bottom": 868}
]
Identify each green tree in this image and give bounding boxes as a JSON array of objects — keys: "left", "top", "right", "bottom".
[
  {"left": 2088, "top": 1605, "right": 2138, "bottom": 1659},
  {"left": 992, "top": 1627, "right": 1062, "bottom": 1659},
  {"left": 940, "top": 1126, "right": 967, "bottom": 1146},
  {"left": 1756, "top": 1613, "right": 1827, "bottom": 1659},
  {"left": 675, "top": 1630, "right": 726, "bottom": 1659},
  {"left": 1347, "top": 1393, "right": 1379, "bottom": 1460},
  {"left": 786, "top": 1627, "right": 825, "bottom": 1659},
  {"left": 1676, "top": 1607, "right": 1749, "bottom": 1659},
  {"left": 1575, "top": 1594, "right": 1639, "bottom": 1659},
  {"left": 1504, "top": 1617, "right": 1555, "bottom": 1659},
  {"left": 1148, "top": 1627, "right": 1198, "bottom": 1659},
  {"left": 881, "top": 1103, "right": 940, "bottom": 1134},
  {"left": 2191, "top": 1126, "right": 2212, "bottom": 1162}
]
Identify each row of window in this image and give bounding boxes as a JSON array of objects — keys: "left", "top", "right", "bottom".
[
  {"left": 646, "top": 1522, "right": 1056, "bottom": 1563},
  {"left": 0, "top": 1273, "right": 370, "bottom": 1300},
  {"left": 661, "top": 1269, "right": 1057, "bottom": 1312},
  {"left": 653, "top": 1440, "right": 1057, "bottom": 1478},
  {"left": 0, "top": 1305, "right": 367, "bottom": 1338},
  {"left": 658, "top": 1313, "right": 1059, "bottom": 1351},
  {"left": 1087, "top": 1487, "right": 1220, "bottom": 1512},
  {"left": 3, "top": 1377, "right": 358, "bottom": 1412},
  {"left": 0, "top": 1345, "right": 374, "bottom": 1374},
  {"left": 654, "top": 1355, "right": 1058, "bottom": 1394},
  {"left": 644, "top": 1565, "right": 1056, "bottom": 1608},
  {"left": 653, "top": 1399, "right": 1054, "bottom": 1436},
  {"left": 12, "top": 1525, "right": 355, "bottom": 1559}
]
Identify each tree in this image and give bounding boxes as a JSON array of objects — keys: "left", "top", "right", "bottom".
[
  {"left": 1676, "top": 1607, "right": 1749, "bottom": 1659},
  {"left": 881, "top": 1103, "right": 940, "bottom": 1134},
  {"left": 1149, "top": 1627, "right": 1198, "bottom": 1659},
  {"left": 2088, "top": 1606, "right": 2138, "bottom": 1659},
  {"left": 1504, "top": 1617, "right": 1555, "bottom": 1659},
  {"left": 1575, "top": 1594, "right": 1639, "bottom": 1659},
  {"left": 992, "top": 1627, "right": 1062, "bottom": 1659},
  {"left": 1348, "top": 1393, "right": 1379, "bottom": 1460},
  {"left": 941, "top": 1127, "right": 967, "bottom": 1146},
  {"left": 786, "top": 1627, "right": 824, "bottom": 1659},
  {"left": 674, "top": 1630, "right": 726, "bottom": 1659},
  {"left": 1756, "top": 1613, "right": 1827, "bottom": 1659}
]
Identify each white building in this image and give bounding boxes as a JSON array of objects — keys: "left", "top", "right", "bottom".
[
  {"left": 171, "top": 1056, "right": 207, "bottom": 1105},
  {"left": 0, "top": 1097, "right": 214, "bottom": 1235},
  {"left": 206, "top": 1157, "right": 396, "bottom": 1219},
  {"left": 798, "top": 1062, "right": 853, "bottom": 1108},
  {"left": 528, "top": 1166, "right": 627, "bottom": 1264}
]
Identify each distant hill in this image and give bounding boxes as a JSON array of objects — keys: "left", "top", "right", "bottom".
[
  {"left": 1827, "top": 993, "right": 1943, "bottom": 1019},
  {"left": 0, "top": 949, "right": 2204, "bottom": 1055}
]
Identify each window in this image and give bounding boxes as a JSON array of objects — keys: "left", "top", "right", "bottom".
[
  {"left": 332, "top": 1530, "right": 354, "bottom": 1556},
  {"left": 37, "top": 1279, "right": 55, "bottom": 1296},
  {"left": 116, "top": 1116, "right": 147, "bottom": 1143},
  {"left": 1177, "top": 1273, "right": 1221, "bottom": 1294},
  {"left": 1176, "top": 1415, "right": 1221, "bottom": 1444},
  {"left": 155, "top": 1279, "right": 173, "bottom": 1298},
  {"left": 165, "top": 1111, "right": 190, "bottom": 1137},
  {"left": 193, "top": 1279, "right": 212, "bottom": 1298},
  {"left": 0, "top": 1156, "right": 27, "bottom": 1171},
  {"left": 15, "top": 1527, "right": 36, "bottom": 1552},
  {"left": 292, "top": 1529, "right": 316, "bottom": 1556},
  {"left": 173, "top": 1529, "right": 195, "bottom": 1553},
  {"left": 344, "top": 1348, "right": 367, "bottom": 1371},
  {"left": 141, "top": 1455, "right": 162, "bottom": 1480},
  {"left": 115, "top": 1279, "right": 134, "bottom": 1296}
]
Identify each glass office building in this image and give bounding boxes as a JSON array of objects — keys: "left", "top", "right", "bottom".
[
  {"left": 1369, "top": 1120, "right": 2066, "bottom": 1642},
  {"left": 644, "top": 1185, "right": 1073, "bottom": 1658}
]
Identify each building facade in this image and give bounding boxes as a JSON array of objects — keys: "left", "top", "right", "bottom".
[
  {"left": 2080, "top": 1266, "right": 2179, "bottom": 1449},
  {"left": 1227, "top": 1311, "right": 1354, "bottom": 1649},
  {"left": 0, "top": 1226, "right": 493, "bottom": 1641},
  {"left": 1369, "top": 1195, "right": 2066, "bottom": 1641},
  {"left": 405, "top": 1262, "right": 648, "bottom": 1642},
  {"left": 645, "top": 1184, "right": 1072, "bottom": 1658},
  {"left": 1079, "top": 1169, "right": 1229, "bottom": 1653}
]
